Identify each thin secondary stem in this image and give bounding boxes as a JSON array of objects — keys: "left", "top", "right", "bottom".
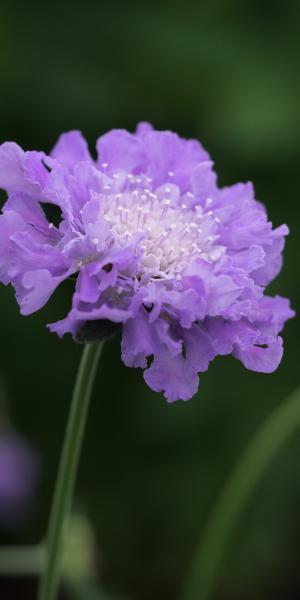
[
  {"left": 0, "top": 545, "right": 44, "bottom": 575},
  {"left": 38, "top": 342, "right": 103, "bottom": 600},
  {"left": 183, "top": 385, "right": 300, "bottom": 600}
]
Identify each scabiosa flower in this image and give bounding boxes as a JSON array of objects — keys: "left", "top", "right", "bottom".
[
  {"left": 0, "top": 426, "right": 39, "bottom": 528},
  {"left": 0, "top": 123, "right": 294, "bottom": 401}
]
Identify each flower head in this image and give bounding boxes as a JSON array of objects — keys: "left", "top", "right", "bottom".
[
  {"left": 0, "top": 427, "right": 39, "bottom": 527},
  {"left": 0, "top": 123, "right": 294, "bottom": 401}
]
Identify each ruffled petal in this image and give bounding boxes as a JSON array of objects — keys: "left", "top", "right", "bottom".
[
  {"left": 234, "top": 336, "right": 283, "bottom": 373},
  {"left": 182, "top": 324, "right": 215, "bottom": 372},
  {"left": 252, "top": 225, "right": 289, "bottom": 285},
  {"left": 16, "top": 269, "right": 70, "bottom": 315},
  {"left": 51, "top": 131, "right": 92, "bottom": 171},
  {"left": 230, "top": 245, "right": 265, "bottom": 273},
  {"left": 138, "top": 126, "right": 210, "bottom": 190},
  {"left": 121, "top": 312, "right": 157, "bottom": 368},
  {"left": 0, "top": 143, "right": 44, "bottom": 197},
  {"left": 3, "top": 192, "right": 59, "bottom": 239},
  {"left": 8, "top": 230, "right": 68, "bottom": 278},
  {"left": 204, "top": 318, "right": 258, "bottom": 356},
  {"left": 0, "top": 211, "right": 25, "bottom": 284},
  {"left": 206, "top": 274, "right": 241, "bottom": 316},
  {"left": 96, "top": 123, "right": 210, "bottom": 191},
  {"left": 144, "top": 348, "right": 199, "bottom": 402},
  {"left": 23, "top": 151, "right": 49, "bottom": 189},
  {"left": 143, "top": 322, "right": 215, "bottom": 402},
  {"left": 96, "top": 129, "right": 145, "bottom": 173},
  {"left": 191, "top": 161, "right": 217, "bottom": 202}
]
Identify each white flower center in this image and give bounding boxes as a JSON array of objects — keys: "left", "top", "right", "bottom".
[{"left": 102, "top": 181, "right": 225, "bottom": 280}]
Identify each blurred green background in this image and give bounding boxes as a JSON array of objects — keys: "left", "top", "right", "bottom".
[{"left": 0, "top": 1, "right": 299, "bottom": 599}]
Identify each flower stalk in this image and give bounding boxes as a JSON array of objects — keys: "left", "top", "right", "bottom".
[
  {"left": 182, "top": 385, "right": 300, "bottom": 600},
  {"left": 38, "top": 342, "right": 103, "bottom": 600}
]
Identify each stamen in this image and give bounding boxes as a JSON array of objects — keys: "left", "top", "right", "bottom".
[{"left": 99, "top": 186, "right": 224, "bottom": 278}]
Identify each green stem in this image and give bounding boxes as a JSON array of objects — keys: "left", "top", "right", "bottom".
[
  {"left": 38, "top": 342, "right": 103, "bottom": 600},
  {"left": 183, "top": 385, "right": 300, "bottom": 600}
]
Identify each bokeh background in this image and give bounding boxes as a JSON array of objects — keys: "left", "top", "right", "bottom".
[{"left": 0, "top": 1, "right": 299, "bottom": 599}]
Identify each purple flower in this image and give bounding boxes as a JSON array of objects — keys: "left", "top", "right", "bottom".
[
  {"left": 0, "top": 123, "right": 294, "bottom": 401},
  {"left": 0, "top": 427, "right": 39, "bottom": 527}
]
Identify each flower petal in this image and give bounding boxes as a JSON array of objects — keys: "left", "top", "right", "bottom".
[
  {"left": 144, "top": 348, "right": 199, "bottom": 402},
  {"left": 234, "top": 336, "right": 284, "bottom": 373},
  {"left": 51, "top": 131, "right": 92, "bottom": 171}
]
